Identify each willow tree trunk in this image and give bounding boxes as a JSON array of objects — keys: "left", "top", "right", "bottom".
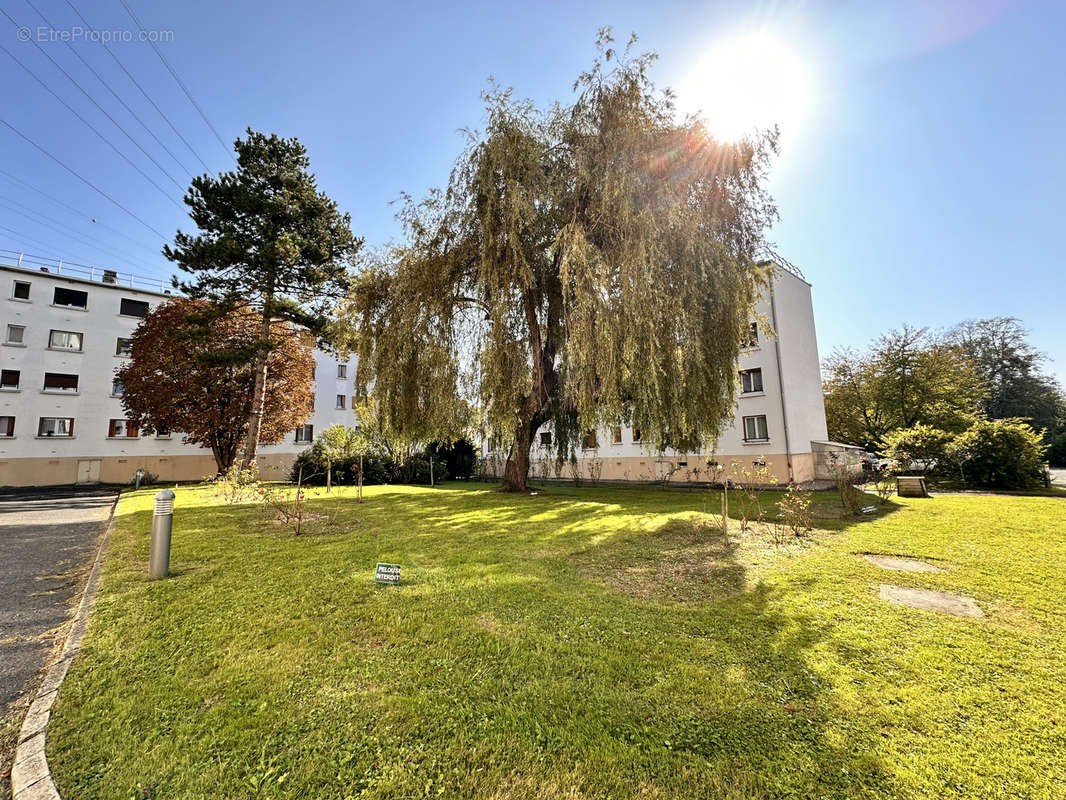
[
  {"left": 241, "top": 313, "right": 272, "bottom": 470},
  {"left": 501, "top": 418, "right": 534, "bottom": 492}
]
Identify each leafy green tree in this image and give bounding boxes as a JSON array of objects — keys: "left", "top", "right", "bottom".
[
  {"left": 823, "top": 325, "right": 985, "bottom": 449},
  {"left": 343, "top": 32, "right": 778, "bottom": 491},
  {"left": 315, "top": 424, "right": 364, "bottom": 492},
  {"left": 948, "top": 317, "right": 1065, "bottom": 439},
  {"left": 882, "top": 424, "right": 954, "bottom": 474},
  {"left": 166, "top": 129, "right": 362, "bottom": 469},
  {"left": 947, "top": 418, "right": 1048, "bottom": 489}
]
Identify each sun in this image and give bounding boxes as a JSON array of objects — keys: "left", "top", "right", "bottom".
[{"left": 683, "top": 30, "right": 814, "bottom": 143}]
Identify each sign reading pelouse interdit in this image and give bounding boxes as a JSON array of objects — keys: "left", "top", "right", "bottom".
[{"left": 374, "top": 563, "right": 401, "bottom": 584}]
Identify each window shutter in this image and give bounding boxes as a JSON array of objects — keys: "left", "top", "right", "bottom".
[{"left": 108, "top": 420, "right": 117, "bottom": 437}]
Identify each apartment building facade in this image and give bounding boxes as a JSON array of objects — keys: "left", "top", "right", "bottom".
[
  {"left": 482, "top": 262, "right": 833, "bottom": 485},
  {"left": 0, "top": 261, "right": 355, "bottom": 488}
]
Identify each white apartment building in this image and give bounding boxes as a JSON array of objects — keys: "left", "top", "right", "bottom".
[
  {"left": 0, "top": 259, "right": 356, "bottom": 488},
  {"left": 483, "top": 262, "right": 835, "bottom": 485}
]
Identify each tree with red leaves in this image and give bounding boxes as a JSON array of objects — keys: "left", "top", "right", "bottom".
[{"left": 117, "top": 298, "right": 314, "bottom": 474}]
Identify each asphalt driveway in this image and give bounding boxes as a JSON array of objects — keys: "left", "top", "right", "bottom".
[{"left": 0, "top": 488, "right": 115, "bottom": 791}]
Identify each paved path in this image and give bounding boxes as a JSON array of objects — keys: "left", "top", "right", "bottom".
[{"left": 0, "top": 489, "right": 115, "bottom": 794}]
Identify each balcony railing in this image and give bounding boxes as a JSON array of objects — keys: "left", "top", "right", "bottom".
[{"left": 0, "top": 249, "right": 174, "bottom": 294}]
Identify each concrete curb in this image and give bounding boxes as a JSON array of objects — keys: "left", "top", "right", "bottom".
[{"left": 10, "top": 492, "right": 119, "bottom": 800}]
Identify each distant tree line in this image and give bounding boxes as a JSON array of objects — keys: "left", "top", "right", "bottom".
[{"left": 823, "top": 317, "right": 1065, "bottom": 483}]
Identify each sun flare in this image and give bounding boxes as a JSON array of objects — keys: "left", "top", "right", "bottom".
[{"left": 684, "top": 30, "right": 814, "bottom": 143}]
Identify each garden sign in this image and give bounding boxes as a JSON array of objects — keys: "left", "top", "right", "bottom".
[{"left": 374, "top": 562, "right": 401, "bottom": 585}]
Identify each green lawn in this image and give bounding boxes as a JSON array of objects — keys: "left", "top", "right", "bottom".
[{"left": 48, "top": 483, "right": 1066, "bottom": 799}]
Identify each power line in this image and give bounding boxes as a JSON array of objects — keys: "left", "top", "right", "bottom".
[
  {"left": 0, "top": 40, "right": 183, "bottom": 209},
  {"left": 23, "top": 0, "right": 195, "bottom": 181},
  {"left": 0, "top": 8, "right": 187, "bottom": 197},
  {"left": 0, "top": 194, "right": 150, "bottom": 269},
  {"left": 0, "top": 199, "right": 146, "bottom": 271},
  {"left": 118, "top": 0, "right": 234, "bottom": 162},
  {"left": 0, "top": 224, "right": 76, "bottom": 256},
  {"left": 0, "top": 116, "right": 170, "bottom": 240},
  {"left": 0, "top": 167, "right": 160, "bottom": 254},
  {"left": 64, "top": 0, "right": 213, "bottom": 175}
]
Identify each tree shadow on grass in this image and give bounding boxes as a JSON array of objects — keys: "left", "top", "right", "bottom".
[
  {"left": 391, "top": 537, "right": 902, "bottom": 798},
  {"left": 96, "top": 485, "right": 904, "bottom": 798}
]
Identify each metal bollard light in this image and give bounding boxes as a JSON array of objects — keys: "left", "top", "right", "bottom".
[{"left": 149, "top": 489, "right": 175, "bottom": 580}]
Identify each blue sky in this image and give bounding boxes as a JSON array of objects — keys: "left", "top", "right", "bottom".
[{"left": 1, "top": 0, "right": 1063, "bottom": 383}]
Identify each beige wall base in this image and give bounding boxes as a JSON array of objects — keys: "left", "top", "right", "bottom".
[
  {"left": 0, "top": 453, "right": 299, "bottom": 488},
  {"left": 485, "top": 452, "right": 817, "bottom": 486}
]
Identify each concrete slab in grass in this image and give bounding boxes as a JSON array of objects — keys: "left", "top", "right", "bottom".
[
  {"left": 879, "top": 584, "right": 985, "bottom": 618},
  {"left": 863, "top": 554, "right": 945, "bottom": 573}
]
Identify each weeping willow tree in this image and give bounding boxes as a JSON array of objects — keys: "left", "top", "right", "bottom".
[{"left": 344, "top": 31, "right": 778, "bottom": 492}]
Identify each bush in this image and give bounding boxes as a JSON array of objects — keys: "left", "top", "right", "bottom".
[
  {"left": 777, "top": 485, "right": 813, "bottom": 537},
  {"left": 289, "top": 448, "right": 448, "bottom": 486},
  {"left": 212, "top": 463, "right": 260, "bottom": 504},
  {"left": 831, "top": 464, "right": 864, "bottom": 517},
  {"left": 883, "top": 424, "right": 954, "bottom": 474},
  {"left": 427, "top": 439, "right": 477, "bottom": 480},
  {"left": 946, "top": 418, "right": 1048, "bottom": 489},
  {"left": 1049, "top": 432, "right": 1066, "bottom": 468}
]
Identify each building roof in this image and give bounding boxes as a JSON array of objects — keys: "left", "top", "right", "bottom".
[{"left": 0, "top": 253, "right": 172, "bottom": 298}]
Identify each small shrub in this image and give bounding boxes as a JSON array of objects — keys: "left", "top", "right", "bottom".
[
  {"left": 213, "top": 463, "right": 260, "bottom": 504},
  {"left": 871, "top": 466, "right": 896, "bottom": 504},
  {"left": 778, "top": 485, "right": 814, "bottom": 537},
  {"left": 832, "top": 464, "right": 864, "bottom": 517},
  {"left": 947, "top": 418, "right": 1048, "bottom": 489},
  {"left": 731, "top": 461, "right": 776, "bottom": 531},
  {"left": 128, "top": 470, "right": 159, "bottom": 487}
]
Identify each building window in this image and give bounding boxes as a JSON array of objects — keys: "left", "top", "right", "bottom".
[
  {"left": 155, "top": 426, "right": 171, "bottom": 439},
  {"left": 295, "top": 423, "right": 314, "bottom": 443},
  {"left": 740, "top": 368, "right": 764, "bottom": 394},
  {"left": 335, "top": 394, "right": 346, "bottom": 409},
  {"left": 116, "top": 337, "right": 133, "bottom": 357},
  {"left": 12, "top": 280, "right": 30, "bottom": 300},
  {"left": 581, "top": 430, "right": 598, "bottom": 449},
  {"left": 540, "top": 431, "right": 552, "bottom": 446},
  {"left": 5, "top": 324, "right": 25, "bottom": 345},
  {"left": 38, "top": 417, "right": 74, "bottom": 437},
  {"left": 111, "top": 379, "right": 124, "bottom": 396},
  {"left": 632, "top": 428, "right": 642, "bottom": 443},
  {"left": 0, "top": 369, "right": 19, "bottom": 390},
  {"left": 43, "top": 372, "right": 79, "bottom": 392},
  {"left": 611, "top": 427, "right": 623, "bottom": 444},
  {"left": 337, "top": 364, "right": 347, "bottom": 379},
  {"left": 119, "top": 298, "right": 150, "bottom": 318},
  {"left": 0, "top": 416, "right": 13, "bottom": 437},
  {"left": 746, "top": 321, "right": 759, "bottom": 347},
  {"left": 106, "top": 420, "right": 137, "bottom": 439},
  {"left": 49, "top": 329, "right": 83, "bottom": 351},
  {"left": 53, "top": 287, "right": 88, "bottom": 309},
  {"left": 743, "top": 414, "right": 769, "bottom": 442}
]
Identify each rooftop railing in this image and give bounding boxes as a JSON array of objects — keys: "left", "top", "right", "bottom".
[{"left": 0, "top": 249, "right": 174, "bottom": 294}]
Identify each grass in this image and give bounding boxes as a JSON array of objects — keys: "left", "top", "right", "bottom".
[{"left": 47, "top": 482, "right": 1066, "bottom": 799}]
